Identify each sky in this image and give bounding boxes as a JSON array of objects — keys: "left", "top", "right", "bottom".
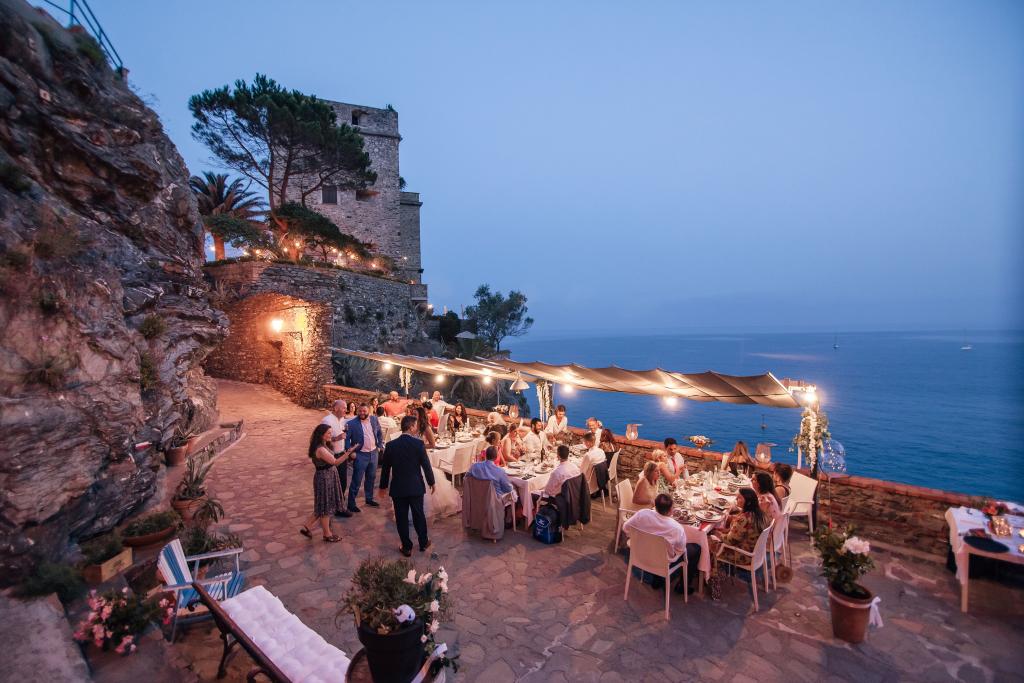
[{"left": 44, "top": 0, "right": 1024, "bottom": 337}]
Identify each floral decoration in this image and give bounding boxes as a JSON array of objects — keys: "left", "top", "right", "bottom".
[
  {"left": 73, "top": 589, "right": 169, "bottom": 655},
  {"left": 813, "top": 525, "right": 875, "bottom": 598},
  {"left": 688, "top": 435, "right": 713, "bottom": 449}
]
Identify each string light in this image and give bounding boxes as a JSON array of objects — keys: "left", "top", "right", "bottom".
[
  {"left": 662, "top": 396, "right": 680, "bottom": 408},
  {"left": 382, "top": 362, "right": 393, "bottom": 371},
  {"left": 270, "top": 318, "right": 283, "bottom": 332},
  {"left": 434, "top": 374, "right": 445, "bottom": 384},
  {"left": 561, "top": 384, "right": 575, "bottom": 394}
]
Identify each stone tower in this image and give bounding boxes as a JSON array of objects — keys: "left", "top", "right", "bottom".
[{"left": 289, "top": 101, "right": 425, "bottom": 297}]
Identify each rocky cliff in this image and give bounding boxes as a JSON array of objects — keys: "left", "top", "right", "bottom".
[{"left": 0, "top": 0, "right": 225, "bottom": 582}]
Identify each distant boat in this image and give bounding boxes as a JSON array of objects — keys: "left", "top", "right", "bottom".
[
  {"left": 833, "top": 334, "right": 840, "bottom": 350},
  {"left": 960, "top": 330, "right": 972, "bottom": 351}
]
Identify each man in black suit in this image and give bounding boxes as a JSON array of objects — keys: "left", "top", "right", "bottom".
[{"left": 379, "top": 415, "right": 436, "bottom": 557}]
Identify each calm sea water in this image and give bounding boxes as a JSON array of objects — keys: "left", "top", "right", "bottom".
[{"left": 505, "top": 331, "right": 1024, "bottom": 501}]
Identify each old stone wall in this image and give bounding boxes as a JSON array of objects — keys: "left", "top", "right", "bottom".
[
  {"left": 323, "top": 382, "right": 973, "bottom": 558},
  {"left": 0, "top": 0, "right": 224, "bottom": 581},
  {"left": 399, "top": 191, "right": 423, "bottom": 284}
]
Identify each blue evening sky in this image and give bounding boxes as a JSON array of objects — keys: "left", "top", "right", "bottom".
[{"left": 42, "top": 1, "right": 1024, "bottom": 336}]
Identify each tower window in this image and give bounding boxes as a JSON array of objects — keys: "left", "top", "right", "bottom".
[
  {"left": 321, "top": 185, "right": 337, "bottom": 204},
  {"left": 351, "top": 111, "right": 361, "bottom": 125}
]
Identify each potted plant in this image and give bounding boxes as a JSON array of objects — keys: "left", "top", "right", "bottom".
[
  {"left": 165, "top": 424, "right": 198, "bottom": 467},
  {"left": 813, "top": 525, "right": 877, "bottom": 643},
  {"left": 73, "top": 588, "right": 172, "bottom": 655},
  {"left": 81, "top": 533, "right": 132, "bottom": 584},
  {"left": 342, "top": 558, "right": 457, "bottom": 683},
  {"left": 122, "top": 510, "right": 181, "bottom": 548},
  {"left": 171, "top": 453, "right": 214, "bottom": 524}
]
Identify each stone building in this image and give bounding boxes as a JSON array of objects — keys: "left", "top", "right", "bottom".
[{"left": 286, "top": 101, "right": 426, "bottom": 295}]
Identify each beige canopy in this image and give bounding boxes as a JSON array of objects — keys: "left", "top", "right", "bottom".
[{"left": 332, "top": 347, "right": 801, "bottom": 408}]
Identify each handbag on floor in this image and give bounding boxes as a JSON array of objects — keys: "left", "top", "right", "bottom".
[{"left": 706, "top": 569, "right": 723, "bottom": 601}]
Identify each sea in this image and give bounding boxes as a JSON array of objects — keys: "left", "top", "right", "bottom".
[{"left": 505, "top": 330, "right": 1024, "bottom": 502}]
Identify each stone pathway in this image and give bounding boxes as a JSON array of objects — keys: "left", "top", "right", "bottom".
[{"left": 172, "top": 380, "right": 1024, "bottom": 682}]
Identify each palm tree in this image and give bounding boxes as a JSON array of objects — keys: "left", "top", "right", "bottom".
[{"left": 189, "top": 172, "right": 266, "bottom": 260}]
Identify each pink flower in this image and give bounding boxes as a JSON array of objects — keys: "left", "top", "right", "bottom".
[
  {"left": 129, "top": 645, "right": 137, "bottom": 653},
  {"left": 101, "top": 606, "right": 112, "bottom": 620},
  {"left": 92, "top": 625, "right": 105, "bottom": 640},
  {"left": 158, "top": 598, "right": 170, "bottom": 608}
]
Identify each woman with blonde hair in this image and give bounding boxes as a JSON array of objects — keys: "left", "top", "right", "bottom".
[
  {"left": 727, "top": 440, "right": 756, "bottom": 475},
  {"left": 632, "top": 461, "right": 660, "bottom": 508}
]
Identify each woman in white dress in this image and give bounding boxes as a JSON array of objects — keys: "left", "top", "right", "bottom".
[{"left": 408, "top": 421, "right": 462, "bottom": 519}]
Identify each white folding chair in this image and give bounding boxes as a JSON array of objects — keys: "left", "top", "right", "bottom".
[
  {"left": 624, "top": 529, "right": 688, "bottom": 619},
  {"left": 584, "top": 464, "right": 607, "bottom": 511},
  {"left": 716, "top": 522, "right": 774, "bottom": 611},
  {"left": 614, "top": 480, "right": 641, "bottom": 551},
  {"left": 784, "top": 472, "right": 818, "bottom": 541},
  {"left": 608, "top": 450, "right": 621, "bottom": 500},
  {"left": 439, "top": 443, "right": 474, "bottom": 487},
  {"left": 767, "top": 512, "right": 791, "bottom": 589}
]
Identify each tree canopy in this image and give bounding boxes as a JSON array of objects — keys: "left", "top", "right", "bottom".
[
  {"left": 189, "top": 172, "right": 267, "bottom": 259},
  {"left": 274, "top": 202, "right": 371, "bottom": 262},
  {"left": 188, "top": 74, "right": 376, "bottom": 219},
  {"left": 464, "top": 285, "right": 534, "bottom": 352}
]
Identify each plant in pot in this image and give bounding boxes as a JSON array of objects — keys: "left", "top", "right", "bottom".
[
  {"left": 341, "top": 557, "right": 458, "bottom": 683},
  {"left": 165, "top": 423, "right": 198, "bottom": 466},
  {"left": 73, "top": 588, "right": 172, "bottom": 655},
  {"left": 122, "top": 510, "right": 181, "bottom": 548},
  {"left": 813, "top": 525, "right": 878, "bottom": 643},
  {"left": 80, "top": 533, "right": 132, "bottom": 584},
  {"left": 171, "top": 453, "right": 214, "bottom": 524},
  {"left": 180, "top": 525, "right": 242, "bottom": 578}
]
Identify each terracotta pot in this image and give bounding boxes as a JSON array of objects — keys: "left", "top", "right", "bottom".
[
  {"left": 828, "top": 584, "right": 874, "bottom": 643},
  {"left": 185, "top": 436, "right": 201, "bottom": 455},
  {"left": 166, "top": 446, "right": 188, "bottom": 467},
  {"left": 356, "top": 619, "right": 425, "bottom": 683},
  {"left": 171, "top": 496, "right": 206, "bottom": 525},
  {"left": 122, "top": 526, "right": 176, "bottom": 548}
]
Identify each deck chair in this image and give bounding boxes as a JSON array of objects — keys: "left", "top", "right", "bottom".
[{"left": 157, "top": 538, "right": 245, "bottom": 641}]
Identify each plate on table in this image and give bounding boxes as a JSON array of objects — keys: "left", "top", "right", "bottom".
[
  {"left": 695, "top": 510, "right": 725, "bottom": 523},
  {"left": 964, "top": 536, "right": 1009, "bottom": 553}
]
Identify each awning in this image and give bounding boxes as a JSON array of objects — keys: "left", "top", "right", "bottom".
[{"left": 332, "top": 347, "right": 801, "bottom": 408}]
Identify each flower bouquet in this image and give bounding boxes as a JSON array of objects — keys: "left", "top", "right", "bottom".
[
  {"left": 813, "top": 525, "right": 878, "bottom": 643},
  {"left": 73, "top": 588, "right": 170, "bottom": 655},
  {"left": 980, "top": 500, "right": 1008, "bottom": 519},
  {"left": 688, "top": 435, "right": 713, "bottom": 450},
  {"left": 342, "top": 557, "right": 458, "bottom": 682}
]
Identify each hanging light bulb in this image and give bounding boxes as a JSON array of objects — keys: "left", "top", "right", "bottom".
[
  {"left": 482, "top": 376, "right": 492, "bottom": 385},
  {"left": 382, "top": 362, "right": 393, "bottom": 371},
  {"left": 663, "top": 396, "right": 680, "bottom": 408},
  {"left": 270, "top": 318, "right": 283, "bottom": 332},
  {"left": 561, "top": 384, "right": 575, "bottom": 394},
  {"left": 434, "top": 373, "right": 445, "bottom": 384}
]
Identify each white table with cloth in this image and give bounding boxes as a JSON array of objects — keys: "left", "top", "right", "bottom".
[
  {"left": 500, "top": 457, "right": 585, "bottom": 526},
  {"left": 945, "top": 505, "right": 1024, "bottom": 612},
  {"left": 427, "top": 437, "right": 483, "bottom": 469}
]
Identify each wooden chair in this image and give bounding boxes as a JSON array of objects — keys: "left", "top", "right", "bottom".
[{"left": 157, "top": 539, "right": 244, "bottom": 641}]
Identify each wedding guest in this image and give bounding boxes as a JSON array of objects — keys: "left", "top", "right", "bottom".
[
  {"left": 772, "top": 463, "right": 793, "bottom": 499},
  {"left": 710, "top": 488, "right": 768, "bottom": 566},
  {"left": 486, "top": 411, "right": 508, "bottom": 437},
  {"left": 377, "top": 415, "right": 435, "bottom": 557},
  {"left": 501, "top": 427, "right": 524, "bottom": 463},
  {"left": 369, "top": 396, "right": 381, "bottom": 414},
  {"left": 345, "top": 401, "right": 357, "bottom": 418},
  {"left": 447, "top": 402, "right": 468, "bottom": 433},
  {"left": 376, "top": 406, "right": 398, "bottom": 435},
  {"left": 430, "top": 391, "right": 450, "bottom": 416},
  {"left": 467, "top": 446, "right": 515, "bottom": 495},
  {"left": 599, "top": 427, "right": 617, "bottom": 465},
  {"left": 753, "top": 471, "right": 783, "bottom": 525},
  {"left": 415, "top": 405, "right": 437, "bottom": 449},
  {"left": 422, "top": 401, "right": 440, "bottom": 430},
  {"left": 632, "top": 461, "right": 660, "bottom": 508},
  {"left": 622, "top": 493, "right": 700, "bottom": 593},
  {"left": 586, "top": 417, "right": 603, "bottom": 446},
  {"left": 545, "top": 405, "right": 569, "bottom": 439},
  {"left": 481, "top": 431, "right": 505, "bottom": 466},
  {"left": 300, "top": 424, "right": 349, "bottom": 542},
  {"left": 344, "top": 404, "right": 383, "bottom": 513},
  {"left": 320, "top": 400, "right": 352, "bottom": 517},
  {"left": 727, "top": 441, "right": 757, "bottom": 475},
  {"left": 581, "top": 432, "right": 606, "bottom": 469},
  {"left": 658, "top": 437, "right": 688, "bottom": 484},
  {"left": 522, "top": 418, "right": 550, "bottom": 459},
  {"left": 383, "top": 391, "right": 407, "bottom": 417},
  {"left": 541, "top": 445, "right": 581, "bottom": 498}
]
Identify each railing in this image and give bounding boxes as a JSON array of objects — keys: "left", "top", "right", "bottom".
[{"left": 37, "top": 0, "right": 124, "bottom": 72}]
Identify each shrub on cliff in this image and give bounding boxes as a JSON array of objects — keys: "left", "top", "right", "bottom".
[{"left": 18, "top": 561, "right": 86, "bottom": 604}]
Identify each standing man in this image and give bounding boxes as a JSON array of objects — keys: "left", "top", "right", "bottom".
[
  {"left": 321, "top": 400, "right": 353, "bottom": 518},
  {"left": 383, "top": 391, "right": 408, "bottom": 418},
  {"left": 345, "top": 404, "right": 383, "bottom": 512},
  {"left": 378, "top": 415, "right": 436, "bottom": 557}
]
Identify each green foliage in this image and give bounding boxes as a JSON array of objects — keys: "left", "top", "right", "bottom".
[
  {"left": 274, "top": 202, "right": 371, "bottom": 261},
  {"left": 74, "top": 590, "right": 162, "bottom": 652},
  {"left": 81, "top": 533, "right": 124, "bottom": 566},
  {"left": 139, "top": 352, "right": 158, "bottom": 391},
  {"left": 464, "top": 284, "right": 534, "bottom": 352},
  {"left": 438, "top": 311, "right": 461, "bottom": 345},
  {"left": 180, "top": 526, "right": 241, "bottom": 556},
  {"left": 23, "top": 354, "right": 74, "bottom": 388},
  {"left": 398, "top": 175, "right": 407, "bottom": 190},
  {"left": 190, "top": 172, "right": 268, "bottom": 257},
  {"left": 123, "top": 510, "right": 181, "bottom": 538},
  {"left": 188, "top": 74, "right": 376, "bottom": 212},
  {"left": 138, "top": 314, "right": 165, "bottom": 339},
  {"left": 812, "top": 525, "right": 875, "bottom": 598},
  {"left": 19, "top": 561, "right": 86, "bottom": 604},
  {"left": 192, "top": 497, "right": 225, "bottom": 528},
  {"left": 174, "top": 453, "right": 214, "bottom": 501},
  {"left": 0, "top": 160, "right": 31, "bottom": 194},
  {"left": 168, "top": 422, "right": 198, "bottom": 449},
  {"left": 73, "top": 33, "right": 106, "bottom": 69}
]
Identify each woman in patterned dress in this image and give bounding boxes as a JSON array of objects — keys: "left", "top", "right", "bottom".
[
  {"left": 300, "top": 424, "right": 350, "bottom": 543},
  {"left": 710, "top": 488, "right": 768, "bottom": 566}
]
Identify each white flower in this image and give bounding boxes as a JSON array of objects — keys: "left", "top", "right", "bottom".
[
  {"left": 418, "top": 572, "right": 432, "bottom": 585},
  {"left": 393, "top": 604, "right": 416, "bottom": 623},
  {"left": 439, "top": 580, "right": 448, "bottom": 593},
  {"left": 403, "top": 570, "right": 417, "bottom": 585},
  {"left": 430, "top": 620, "right": 439, "bottom": 633},
  {"left": 429, "top": 600, "right": 439, "bottom": 612},
  {"left": 437, "top": 568, "right": 448, "bottom": 581},
  {"left": 842, "top": 536, "right": 871, "bottom": 555}
]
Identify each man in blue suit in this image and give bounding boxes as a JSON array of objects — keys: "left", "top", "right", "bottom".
[{"left": 345, "top": 403, "right": 384, "bottom": 512}]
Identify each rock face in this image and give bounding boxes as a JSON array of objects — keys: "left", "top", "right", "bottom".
[{"left": 0, "top": 0, "right": 226, "bottom": 582}]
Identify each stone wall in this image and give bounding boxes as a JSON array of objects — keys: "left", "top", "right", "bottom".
[
  {"left": 399, "top": 191, "right": 423, "bottom": 284},
  {"left": 322, "top": 382, "right": 970, "bottom": 558}
]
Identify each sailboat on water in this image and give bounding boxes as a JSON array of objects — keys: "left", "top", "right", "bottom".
[
  {"left": 833, "top": 334, "right": 839, "bottom": 350},
  {"left": 960, "top": 330, "right": 972, "bottom": 351}
]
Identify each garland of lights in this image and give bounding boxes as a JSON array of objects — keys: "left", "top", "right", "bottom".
[
  {"left": 535, "top": 379, "right": 553, "bottom": 422},
  {"left": 399, "top": 367, "right": 413, "bottom": 397},
  {"left": 792, "top": 407, "right": 830, "bottom": 473}
]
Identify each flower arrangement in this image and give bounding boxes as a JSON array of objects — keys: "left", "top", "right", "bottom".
[
  {"left": 688, "top": 435, "right": 713, "bottom": 449},
  {"left": 73, "top": 588, "right": 169, "bottom": 655},
  {"left": 341, "top": 557, "right": 458, "bottom": 672},
  {"left": 980, "top": 500, "right": 1008, "bottom": 519},
  {"left": 491, "top": 404, "right": 510, "bottom": 415},
  {"left": 792, "top": 407, "right": 830, "bottom": 470},
  {"left": 812, "top": 525, "right": 875, "bottom": 599}
]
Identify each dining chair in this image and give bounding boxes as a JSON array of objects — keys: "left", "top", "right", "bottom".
[
  {"left": 439, "top": 443, "right": 474, "bottom": 487},
  {"left": 715, "top": 522, "right": 774, "bottom": 611},
  {"left": 584, "top": 466, "right": 607, "bottom": 511},
  {"left": 784, "top": 472, "right": 818, "bottom": 541},
  {"left": 613, "top": 479, "right": 640, "bottom": 551},
  {"left": 623, "top": 529, "right": 687, "bottom": 619},
  {"left": 608, "top": 450, "right": 621, "bottom": 500},
  {"left": 767, "top": 512, "right": 791, "bottom": 589}
]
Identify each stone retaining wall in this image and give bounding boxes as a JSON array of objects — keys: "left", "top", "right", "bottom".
[{"left": 323, "top": 383, "right": 969, "bottom": 558}]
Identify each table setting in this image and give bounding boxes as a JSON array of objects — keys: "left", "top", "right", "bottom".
[
  {"left": 500, "top": 455, "right": 582, "bottom": 523},
  {"left": 945, "top": 502, "right": 1024, "bottom": 611},
  {"left": 667, "top": 470, "right": 751, "bottom": 531}
]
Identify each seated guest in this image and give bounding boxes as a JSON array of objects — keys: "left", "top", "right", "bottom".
[
  {"left": 486, "top": 411, "right": 508, "bottom": 437},
  {"left": 658, "top": 438, "right": 688, "bottom": 484},
  {"left": 586, "top": 417, "right": 603, "bottom": 446},
  {"left": 447, "top": 402, "right": 468, "bottom": 432},
  {"left": 480, "top": 431, "right": 505, "bottom": 466},
  {"left": 423, "top": 401, "right": 440, "bottom": 430},
  {"left": 772, "top": 463, "right": 793, "bottom": 499},
  {"left": 623, "top": 493, "right": 700, "bottom": 593},
  {"left": 369, "top": 396, "right": 381, "bottom": 414},
  {"left": 376, "top": 406, "right": 398, "bottom": 434},
  {"left": 545, "top": 404, "right": 569, "bottom": 439},
  {"left": 753, "top": 471, "right": 783, "bottom": 525},
  {"left": 710, "top": 488, "right": 769, "bottom": 566},
  {"left": 598, "top": 427, "right": 617, "bottom": 465},
  {"left": 581, "top": 432, "right": 605, "bottom": 469},
  {"left": 430, "top": 391, "right": 449, "bottom": 416},
  {"left": 345, "top": 401, "right": 358, "bottom": 418},
  {"left": 415, "top": 405, "right": 436, "bottom": 449},
  {"left": 727, "top": 441, "right": 757, "bottom": 475},
  {"left": 467, "top": 446, "right": 515, "bottom": 495},
  {"left": 632, "top": 461, "right": 660, "bottom": 508},
  {"left": 501, "top": 427, "right": 524, "bottom": 463},
  {"left": 522, "top": 418, "right": 550, "bottom": 459},
  {"left": 382, "top": 391, "right": 408, "bottom": 417},
  {"left": 541, "top": 445, "right": 581, "bottom": 498}
]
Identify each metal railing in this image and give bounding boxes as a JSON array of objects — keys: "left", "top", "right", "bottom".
[{"left": 37, "top": 0, "right": 124, "bottom": 72}]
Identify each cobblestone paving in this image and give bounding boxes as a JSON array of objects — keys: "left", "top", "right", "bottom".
[{"left": 174, "top": 380, "right": 1024, "bottom": 682}]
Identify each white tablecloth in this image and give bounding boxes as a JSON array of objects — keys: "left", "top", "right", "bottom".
[
  {"left": 946, "top": 506, "right": 1024, "bottom": 582},
  {"left": 428, "top": 438, "right": 482, "bottom": 469}
]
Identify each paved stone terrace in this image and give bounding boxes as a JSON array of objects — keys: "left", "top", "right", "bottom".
[{"left": 172, "top": 380, "right": 1024, "bottom": 682}]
